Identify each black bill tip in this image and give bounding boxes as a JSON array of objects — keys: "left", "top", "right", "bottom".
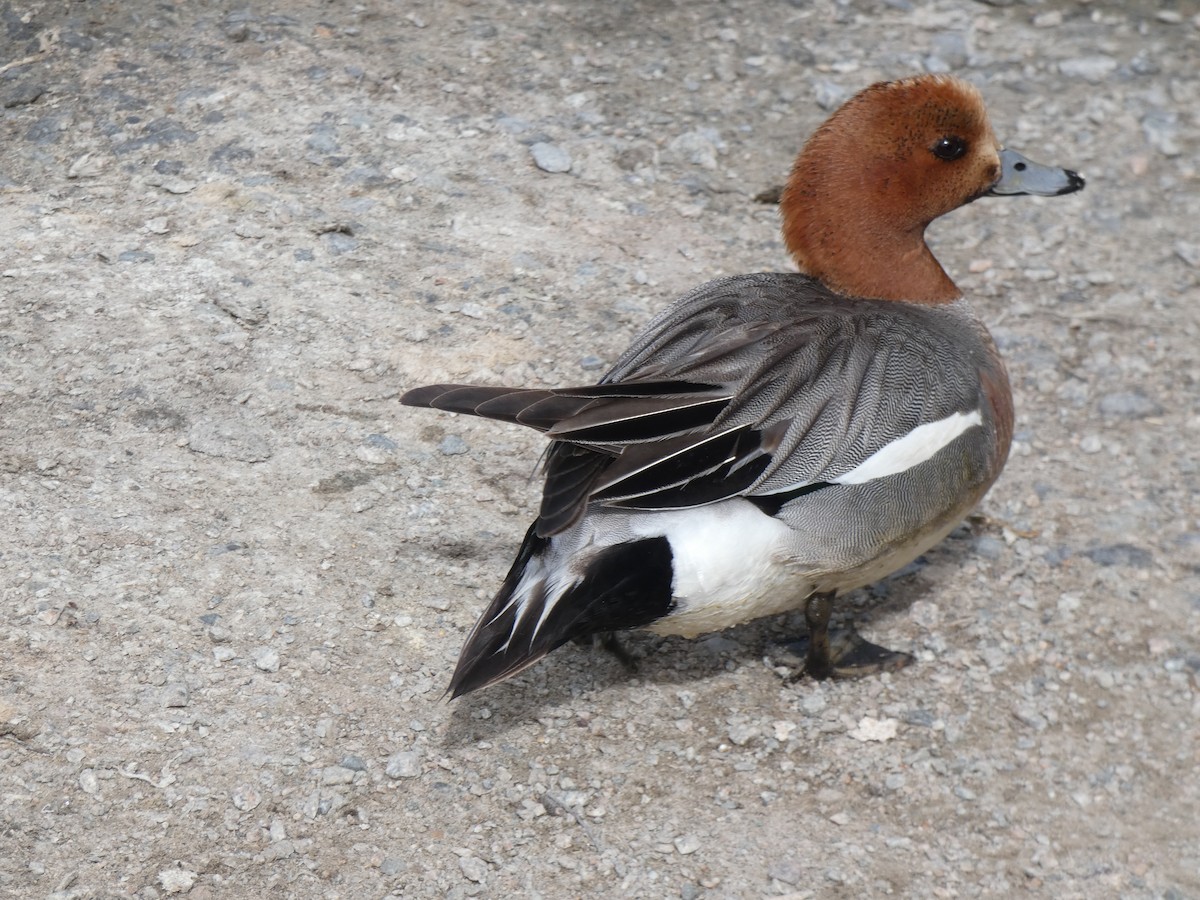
[{"left": 987, "top": 148, "right": 1085, "bottom": 198}]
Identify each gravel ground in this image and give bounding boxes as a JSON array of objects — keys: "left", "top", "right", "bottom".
[{"left": 2, "top": 1, "right": 1198, "bottom": 897}]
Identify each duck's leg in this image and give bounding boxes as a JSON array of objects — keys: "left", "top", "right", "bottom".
[
  {"left": 802, "top": 591, "right": 836, "bottom": 679},
  {"left": 575, "top": 631, "right": 640, "bottom": 673},
  {"left": 800, "top": 591, "right": 914, "bottom": 679}
]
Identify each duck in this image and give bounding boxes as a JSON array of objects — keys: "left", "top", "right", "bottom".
[{"left": 402, "top": 74, "right": 1084, "bottom": 698}]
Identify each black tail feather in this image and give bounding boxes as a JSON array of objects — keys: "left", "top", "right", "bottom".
[
  {"left": 448, "top": 530, "right": 676, "bottom": 698},
  {"left": 536, "top": 445, "right": 610, "bottom": 537}
]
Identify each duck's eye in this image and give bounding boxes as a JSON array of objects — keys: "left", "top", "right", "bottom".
[{"left": 931, "top": 136, "right": 968, "bottom": 161}]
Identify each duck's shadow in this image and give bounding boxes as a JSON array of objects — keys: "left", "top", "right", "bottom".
[{"left": 438, "top": 527, "right": 982, "bottom": 748}]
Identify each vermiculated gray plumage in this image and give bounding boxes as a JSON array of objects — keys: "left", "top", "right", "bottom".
[{"left": 406, "top": 273, "right": 1005, "bottom": 537}]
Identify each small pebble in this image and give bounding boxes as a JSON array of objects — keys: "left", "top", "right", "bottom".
[
  {"left": 322, "top": 231, "right": 359, "bottom": 255},
  {"left": 1058, "top": 56, "right": 1118, "bottom": 83},
  {"left": 459, "top": 855, "right": 487, "bottom": 883},
  {"left": 264, "top": 839, "right": 294, "bottom": 861},
  {"left": 974, "top": 534, "right": 1006, "bottom": 560},
  {"left": 1142, "top": 112, "right": 1181, "bottom": 157},
  {"left": 67, "top": 153, "right": 106, "bottom": 178},
  {"left": 1013, "top": 707, "right": 1048, "bottom": 732},
  {"left": 2, "top": 82, "right": 45, "bottom": 108},
  {"left": 162, "top": 682, "right": 190, "bottom": 708},
  {"left": 1058, "top": 594, "right": 1082, "bottom": 615},
  {"left": 813, "top": 78, "right": 849, "bottom": 111},
  {"left": 158, "top": 867, "right": 197, "bottom": 894},
  {"left": 1174, "top": 242, "right": 1200, "bottom": 268},
  {"left": 253, "top": 647, "right": 281, "bottom": 672},
  {"left": 155, "top": 176, "right": 197, "bottom": 194},
  {"left": 801, "top": 690, "right": 827, "bottom": 715},
  {"left": 1130, "top": 52, "right": 1160, "bottom": 77},
  {"left": 79, "top": 769, "right": 100, "bottom": 795},
  {"left": 357, "top": 441, "right": 393, "bottom": 464},
  {"left": 231, "top": 784, "right": 262, "bottom": 811},
  {"left": 439, "top": 435, "right": 469, "bottom": 455},
  {"left": 234, "top": 221, "right": 266, "bottom": 239},
  {"left": 306, "top": 126, "right": 340, "bottom": 155},
  {"left": 188, "top": 420, "right": 272, "bottom": 463},
  {"left": 903, "top": 708, "right": 936, "bottom": 728},
  {"left": 666, "top": 130, "right": 721, "bottom": 169},
  {"left": 381, "top": 858, "right": 407, "bottom": 876},
  {"left": 674, "top": 834, "right": 702, "bottom": 855},
  {"left": 530, "top": 142, "right": 572, "bottom": 173},
  {"left": 848, "top": 717, "right": 898, "bottom": 743},
  {"left": 1084, "top": 544, "right": 1153, "bottom": 568},
  {"left": 386, "top": 751, "right": 421, "bottom": 779},
  {"left": 322, "top": 766, "right": 355, "bottom": 785},
  {"left": 1097, "top": 392, "right": 1162, "bottom": 419},
  {"left": 215, "top": 294, "right": 268, "bottom": 325},
  {"left": 1022, "top": 267, "right": 1057, "bottom": 282},
  {"left": 727, "top": 722, "right": 759, "bottom": 746},
  {"left": 767, "top": 859, "right": 803, "bottom": 886},
  {"left": 929, "top": 31, "right": 968, "bottom": 69}
]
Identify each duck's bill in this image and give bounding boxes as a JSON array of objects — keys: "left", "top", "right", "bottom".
[{"left": 987, "top": 148, "right": 1085, "bottom": 197}]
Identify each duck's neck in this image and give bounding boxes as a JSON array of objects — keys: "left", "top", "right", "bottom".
[{"left": 780, "top": 163, "right": 961, "bottom": 305}]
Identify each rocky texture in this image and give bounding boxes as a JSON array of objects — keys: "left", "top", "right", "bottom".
[{"left": 1, "top": 1, "right": 1197, "bottom": 897}]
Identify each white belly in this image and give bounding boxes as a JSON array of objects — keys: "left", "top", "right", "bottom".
[
  {"left": 621, "top": 498, "right": 963, "bottom": 639},
  {"left": 626, "top": 502, "right": 816, "bottom": 638}
]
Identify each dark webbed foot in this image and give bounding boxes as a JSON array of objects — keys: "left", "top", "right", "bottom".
[
  {"left": 822, "top": 624, "right": 914, "bottom": 677},
  {"left": 575, "top": 631, "right": 640, "bottom": 674},
  {"left": 774, "top": 592, "right": 914, "bottom": 681}
]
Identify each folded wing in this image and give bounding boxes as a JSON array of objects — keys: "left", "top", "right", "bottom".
[{"left": 401, "top": 273, "right": 986, "bottom": 537}]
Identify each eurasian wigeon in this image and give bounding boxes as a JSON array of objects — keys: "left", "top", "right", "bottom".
[{"left": 402, "top": 74, "right": 1084, "bottom": 698}]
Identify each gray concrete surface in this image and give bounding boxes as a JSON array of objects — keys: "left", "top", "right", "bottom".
[{"left": 1, "top": 1, "right": 1198, "bottom": 897}]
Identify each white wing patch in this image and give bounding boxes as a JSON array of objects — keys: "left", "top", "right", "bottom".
[{"left": 833, "top": 409, "right": 983, "bottom": 485}]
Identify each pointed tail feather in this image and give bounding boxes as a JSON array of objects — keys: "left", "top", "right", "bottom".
[
  {"left": 401, "top": 384, "right": 562, "bottom": 429},
  {"left": 401, "top": 381, "right": 729, "bottom": 439},
  {"left": 448, "top": 526, "right": 676, "bottom": 698}
]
